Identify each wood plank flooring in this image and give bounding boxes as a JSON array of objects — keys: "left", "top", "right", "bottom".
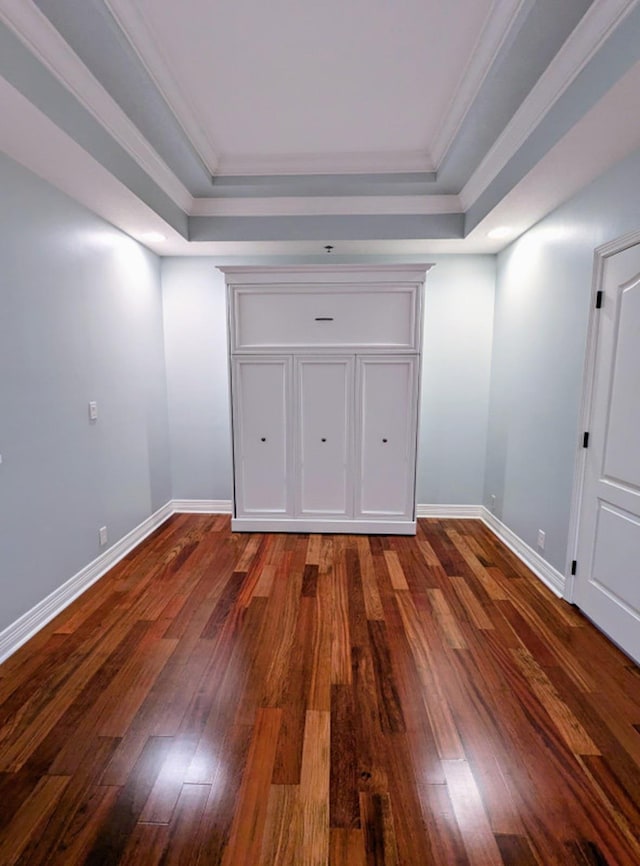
[{"left": 1, "top": 515, "right": 639, "bottom": 865}]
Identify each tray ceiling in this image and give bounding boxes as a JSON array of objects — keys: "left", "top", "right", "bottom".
[
  {"left": 115, "top": 0, "right": 495, "bottom": 170},
  {"left": 1, "top": 0, "right": 640, "bottom": 254}
]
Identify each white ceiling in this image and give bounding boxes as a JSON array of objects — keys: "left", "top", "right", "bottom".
[
  {"left": 1, "top": 0, "right": 640, "bottom": 255},
  {"left": 124, "top": 0, "right": 494, "bottom": 172}
]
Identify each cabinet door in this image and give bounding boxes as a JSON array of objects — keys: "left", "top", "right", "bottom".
[
  {"left": 232, "top": 357, "right": 292, "bottom": 516},
  {"left": 296, "top": 357, "right": 353, "bottom": 517},
  {"left": 355, "top": 356, "right": 418, "bottom": 519}
]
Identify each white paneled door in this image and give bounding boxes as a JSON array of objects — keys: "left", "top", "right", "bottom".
[
  {"left": 356, "top": 356, "right": 418, "bottom": 520},
  {"left": 575, "top": 243, "right": 640, "bottom": 664},
  {"left": 296, "top": 357, "right": 353, "bottom": 517},
  {"left": 232, "top": 357, "right": 292, "bottom": 517}
]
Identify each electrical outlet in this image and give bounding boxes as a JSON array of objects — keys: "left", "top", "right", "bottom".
[
  {"left": 490, "top": 494, "right": 496, "bottom": 512},
  {"left": 537, "top": 529, "right": 545, "bottom": 550},
  {"left": 88, "top": 401, "right": 98, "bottom": 422},
  {"left": 99, "top": 526, "right": 108, "bottom": 547}
]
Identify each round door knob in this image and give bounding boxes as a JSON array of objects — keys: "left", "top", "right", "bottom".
[
  {"left": 321, "top": 437, "right": 327, "bottom": 442},
  {"left": 260, "top": 437, "right": 266, "bottom": 442},
  {"left": 382, "top": 438, "right": 388, "bottom": 443}
]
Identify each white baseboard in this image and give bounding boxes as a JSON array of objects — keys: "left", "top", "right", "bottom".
[
  {"left": 0, "top": 499, "right": 566, "bottom": 664},
  {"left": 480, "top": 508, "right": 565, "bottom": 597},
  {"left": 172, "top": 499, "right": 233, "bottom": 513},
  {"left": 415, "top": 503, "right": 565, "bottom": 597},
  {"left": 0, "top": 502, "right": 174, "bottom": 664},
  {"left": 416, "top": 504, "right": 484, "bottom": 518}
]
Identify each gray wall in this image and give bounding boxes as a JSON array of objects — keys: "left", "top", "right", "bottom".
[
  {"left": 162, "top": 259, "right": 232, "bottom": 501},
  {"left": 161, "top": 254, "right": 495, "bottom": 507},
  {"left": 0, "top": 152, "right": 171, "bottom": 633},
  {"left": 418, "top": 255, "right": 495, "bottom": 504},
  {"left": 485, "top": 147, "right": 640, "bottom": 573}
]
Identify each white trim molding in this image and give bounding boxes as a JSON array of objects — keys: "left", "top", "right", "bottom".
[
  {"left": 0, "top": 498, "right": 569, "bottom": 663},
  {"left": 416, "top": 504, "right": 484, "bottom": 518},
  {"left": 190, "top": 195, "right": 462, "bottom": 218},
  {"left": 0, "top": 0, "right": 193, "bottom": 211},
  {"left": 0, "top": 502, "right": 173, "bottom": 664},
  {"left": 431, "top": 0, "right": 534, "bottom": 168},
  {"left": 402, "top": 504, "right": 567, "bottom": 595},
  {"left": 104, "top": 0, "right": 220, "bottom": 176},
  {"left": 460, "top": 0, "right": 640, "bottom": 209},
  {"left": 172, "top": 499, "right": 233, "bottom": 513},
  {"left": 481, "top": 508, "right": 565, "bottom": 597}
]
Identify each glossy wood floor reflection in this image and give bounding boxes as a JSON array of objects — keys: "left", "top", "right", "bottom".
[{"left": 1, "top": 516, "right": 640, "bottom": 865}]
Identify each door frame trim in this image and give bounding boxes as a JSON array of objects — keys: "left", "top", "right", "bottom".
[{"left": 565, "top": 227, "right": 640, "bottom": 601}]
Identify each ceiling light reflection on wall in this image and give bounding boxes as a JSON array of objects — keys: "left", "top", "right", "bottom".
[{"left": 487, "top": 226, "right": 518, "bottom": 240}]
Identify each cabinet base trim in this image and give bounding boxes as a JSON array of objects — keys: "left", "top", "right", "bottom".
[{"left": 231, "top": 517, "right": 416, "bottom": 535}]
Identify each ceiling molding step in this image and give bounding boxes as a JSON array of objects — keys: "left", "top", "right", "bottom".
[
  {"left": 190, "top": 195, "right": 462, "bottom": 218},
  {"left": 188, "top": 212, "right": 464, "bottom": 242},
  {"left": 431, "top": 0, "right": 534, "bottom": 169},
  {"left": 463, "top": 59, "right": 640, "bottom": 243},
  {"left": 215, "top": 149, "right": 436, "bottom": 178},
  {"left": 104, "top": 0, "right": 220, "bottom": 177},
  {"left": 208, "top": 172, "right": 439, "bottom": 198},
  {"left": 0, "top": 76, "right": 189, "bottom": 242},
  {"left": 0, "top": 0, "right": 193, "bottom": 212},
  {"left": 460, "top": 0, "right": 640, "bottom": 209}
]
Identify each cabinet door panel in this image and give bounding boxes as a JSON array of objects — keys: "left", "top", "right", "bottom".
[
  {"left": 356, "top": 357, "right": 418, "bottom": 519},
  {"left": 297, "top": 357, "right": 353, "bottom": 516},
  {"left": 233, "top": 286, "right": 419, "bottom": 351},
  {"left": 232, "top": 357, "right": 292, "bottom": 516}
]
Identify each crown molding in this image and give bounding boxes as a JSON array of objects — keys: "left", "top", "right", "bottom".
[
  {"left": 190, "top": 194, "right": 462, "bottom": 218},
  {"left": 0, "top": 75, "right": 189, "bottom": 240},
  {"left": 0, "top": 0, "right": 192, "bottom": 212},
  {"left": 431, "top": 0, "right": 533, "bottom": 169},
  {"left": 460, "top": 0, "right": 640, "bottom": 210},
  {"left": 215, "top": 149, "right": 435, "bottom": 178},
  {"left": 104, "top": 0, "right": 220, "bottom": 176}
]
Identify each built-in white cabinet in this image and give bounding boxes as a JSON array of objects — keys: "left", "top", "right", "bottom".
[{"left": 222, "top": 265, "right": 430, "bottom": 534}]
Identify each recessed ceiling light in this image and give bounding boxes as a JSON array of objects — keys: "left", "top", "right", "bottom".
[
  {"left": 139, "top": 231, "right": 166, "bottom": 243},
  {"left": 487, "top": 226, "right": 517, "bottom": 240}
]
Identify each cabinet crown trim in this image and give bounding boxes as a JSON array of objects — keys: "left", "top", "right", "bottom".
[{"left": 218, "top": 264, "right": 433, "bottom": 285}]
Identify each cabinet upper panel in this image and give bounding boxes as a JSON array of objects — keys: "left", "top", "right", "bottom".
[{"left": 230, "top": 284, "right": 422, "bottom": 352}]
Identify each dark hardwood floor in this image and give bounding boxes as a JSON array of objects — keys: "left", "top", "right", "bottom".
[{"left": 0, "top": 515, "right": 639, "bottom": 865}]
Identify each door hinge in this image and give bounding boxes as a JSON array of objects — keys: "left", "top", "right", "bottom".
[
  {"left": 595, "top": 290, "right": 603, "bottom": 309},
  {"left": 582, "top": 431, "right": 589, "bottom": 448},
  {"left": 571, "top": 560, "right": 577, "bottom": 576}
]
